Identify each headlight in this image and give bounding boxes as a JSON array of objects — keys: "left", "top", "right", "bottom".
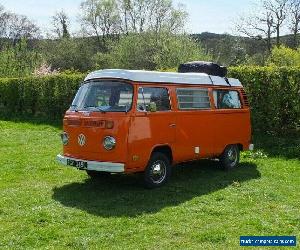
[
  {"left": 103, "top": 136, "right": 116, "bottom": 150},
  {"left": 61, "top": 132, "right": 69, "bottom": 145}
]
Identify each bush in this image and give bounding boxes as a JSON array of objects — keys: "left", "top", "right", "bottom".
[
  {"left": 229, "top": 66, "right": 300, "bottom": 132},
  {"left": 0, "top": 74, "right": 84, "bottom": 119},
  {"left": 267, "top": 46, "right": 300, "bottom": 67},
  {"left": 93, "top": 32, "right": 210, "bottom": 70},
  {"left": 0, "top": 39, "right": 43, "bottom": 78},
  {"left": 39, "top": 38, "right": 96, "bottom": 72}
]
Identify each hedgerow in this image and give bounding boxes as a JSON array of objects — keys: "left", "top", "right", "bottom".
[
  {"left": 228, "top": 66, "right": 300, "bottom": 132},
  {"left": 0, "top": 74, "right": 84, "bottom": 119},
  {"left": 0, "top": 67, "right": 299, "bottom": 132}
]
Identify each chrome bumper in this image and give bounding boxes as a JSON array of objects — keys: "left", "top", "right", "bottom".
[{"left": 56, "top": 154, "right": 125, "bottom": 173}]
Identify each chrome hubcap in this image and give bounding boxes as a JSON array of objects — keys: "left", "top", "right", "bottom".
[
  {"left": 150, "top": 160, "right": 166, "bottom": 184},
  {"left": 153, "top": 164, "right": 162, "bottom": 174},
  {"left": 227, "top": 147, "right": 238, "bottom": 166}
]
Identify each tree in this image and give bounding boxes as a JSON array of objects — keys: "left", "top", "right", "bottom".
[
  {"left": 52, "top": 10, "right": 70, "bottom": 38},
  {"left": 148, "top": 0, "right": 187, "bottom": 34},
  {"left": 39, "top": 38, "right": 95, "bottom": 72},
  {"left": 0, "top": 5, "right": 8, "bottom": 37},
  {"left": 154, "top": 33, "right": 210, "bottom": 70},
  {"left": 288, "top": 0, "right": 300, "bottom": 48},
  {"left": 263, "top": 0, "right": 288, "bottom": 47},
  {"left": 79, "top": 0, "right": 188, "bottom": 50},
  {"left": 119, "top": 0, "right": 152, "bottom": 33},
  {"left": 80, "top": 0, "right": 121, "bottom": 49},
  {"left": 236, "top": 0, "right": 288, "bottom": 51},
  {"left": 93, "top": 32, "right": 210, "bottom": 70},
  {"left": 0, "top": 39, "right": 43, "bottom": 77},
  {"left": 236, "top": 7, "right": 276, "bottom": 52},
  {"left": 118, "top": 0, "right": 187, "bottom": 34},
  {"left": 213, "top": 36, "right": 248, "bottom": 66},
  {"left": 0, "top": 5, "right": 40, "bottom": 44}
]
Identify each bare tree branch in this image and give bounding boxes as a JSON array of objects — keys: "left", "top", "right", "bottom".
[
  {"left": 0, "top": 4, "right": 40, "bottom": 43},
  {"left": 52, "top": 10, "right": 70, "bottom": 39},
  {"left": 288, "top": 0, "right": 300, "bottom": 47},
  {"left": 263, "top": 0, "right": 288, "bottom": 47}
]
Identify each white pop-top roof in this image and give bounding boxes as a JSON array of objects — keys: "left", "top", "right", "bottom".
[{"left": 84, "top": 69, "right": 242, "bottom": 87}]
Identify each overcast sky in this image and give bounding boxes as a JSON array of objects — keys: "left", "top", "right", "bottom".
[{"left": 0, "top": 0, "right": 254, "bottom": 35}]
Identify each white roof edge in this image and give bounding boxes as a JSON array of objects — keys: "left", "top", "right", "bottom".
[
  {"left": 227, "top": 78, "right": 242, "bottom": 87},
  {"left": 84, "top": 69, "right": 243, "bottom": 87}
]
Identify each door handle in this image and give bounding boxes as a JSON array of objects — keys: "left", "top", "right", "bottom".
[{"left": 169, "top": 124, "right": 176, "bottom": 128}]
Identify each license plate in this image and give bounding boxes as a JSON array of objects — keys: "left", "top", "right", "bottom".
[{"left": 67, "top": 159, "right": 88, "bottom": 170}]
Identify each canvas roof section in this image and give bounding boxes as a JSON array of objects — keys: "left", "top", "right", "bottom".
[{"left": 84, "top": 69, "right": 242, "bottom": 87}]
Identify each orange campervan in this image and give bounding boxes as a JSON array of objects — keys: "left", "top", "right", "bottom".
[{"left": 57, "top": 66, "right": 254, "bottom": 188}]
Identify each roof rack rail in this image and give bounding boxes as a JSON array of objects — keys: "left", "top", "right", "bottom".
[{"left": 84, "top": 69, "right": 243, "bottom": 87}]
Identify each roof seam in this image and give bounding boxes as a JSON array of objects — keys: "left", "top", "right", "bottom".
[{"left": 84, "top": 69, "right": 242, "bottom": 87}]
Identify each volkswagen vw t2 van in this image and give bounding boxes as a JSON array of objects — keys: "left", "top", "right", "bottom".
[{"left": 57, "top": 69, "right": 254, "bottom": 188}]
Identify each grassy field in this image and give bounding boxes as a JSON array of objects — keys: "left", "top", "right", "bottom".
[{"left": 0, "top": 120, "right": 299, "bottom": 249}]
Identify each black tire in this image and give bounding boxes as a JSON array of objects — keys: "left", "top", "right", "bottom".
[
  {"left": 220, "top": 144, "right": 240, "bottom": 170},
  {"left": 86, "top": 170, "right": 111, "bottom": 179},
  {"left": 143, "top": 152, "right": 171, "bottom": 189}
]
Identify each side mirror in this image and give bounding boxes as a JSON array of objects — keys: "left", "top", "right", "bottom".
[{"left": 148, "top": 102, "right": 157, "bottom": 112}]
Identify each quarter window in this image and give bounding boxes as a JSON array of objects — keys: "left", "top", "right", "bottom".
[
  {"left": 213, "top": 90, "right": 242, "bottom": 109},
  {"left": 137, "top": 87, "right": 171, "bottom": 111},
  {"left": 176, "top": 88, "right": 210, "bottom": 110}
]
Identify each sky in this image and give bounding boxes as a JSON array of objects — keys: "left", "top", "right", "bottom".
[{"left": 0, "top": 0, "right": 254, "bottom": 35}]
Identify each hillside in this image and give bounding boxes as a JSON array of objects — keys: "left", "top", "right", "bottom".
[
  {"left": 0, "top": 32, "right": 299, "bottom": 74},
  {"left": 192, "top": 32, "right": 300, "bottom": 66}
]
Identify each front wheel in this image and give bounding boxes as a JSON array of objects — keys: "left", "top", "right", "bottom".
[
  {"left": 220, "top": 144, "right": 240, "bottom": 170},
  {"left": 143, "top": 152, "right": 171, "bottom": 189}
]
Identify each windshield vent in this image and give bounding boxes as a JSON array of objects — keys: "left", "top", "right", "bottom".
[
  {"left": 84, "top": 120, "right": 106, "bottom": 128},
  {"left": 67, "top": 119, "right": 81, "bottom": 126}
]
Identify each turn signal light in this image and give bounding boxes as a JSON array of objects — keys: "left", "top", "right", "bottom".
[
  {"left": 61, "top": 132, "right": 69, "bottom": 145},
  {"left": 105, "top": 120, "right": 114, "bottom": 129}
]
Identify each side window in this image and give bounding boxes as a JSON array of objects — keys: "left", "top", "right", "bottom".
[
  {"left": 176, "top": 88, "right": 210, "bottom": 110},
  {"left": 213, "top": 90, "right": 242, "bottom": 109},
  {"left": 137, "top": 87, "right": 171, "bottom": 111}
]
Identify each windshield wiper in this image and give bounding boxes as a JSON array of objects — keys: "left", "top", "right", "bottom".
[{"left": 83, "top": 106, "right": 107, "bottom": 113}]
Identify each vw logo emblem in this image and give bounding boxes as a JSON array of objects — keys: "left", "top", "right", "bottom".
[{"left": 78, "top": 134, "right": 86, "bottom": 146}]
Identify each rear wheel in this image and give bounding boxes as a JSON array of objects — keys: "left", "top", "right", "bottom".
[
  {"left": 220, "top": 144, "right": 240, "bottom": 170},
  {"left": 143, "top": 152, "right": 171, "bottom": 189},
  {"left": 86, "top": 170, "right": 111, "bottom": 179}
]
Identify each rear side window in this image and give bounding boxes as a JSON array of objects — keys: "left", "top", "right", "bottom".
[
  {"left": 137, "top": 87, "right": 171, "bottom": 111},
  {"left": 213, "top": 90, "right": 241, "bottom": 109},
  {"left": 176, "top": 88, "right": 210, "bottom": 110}
]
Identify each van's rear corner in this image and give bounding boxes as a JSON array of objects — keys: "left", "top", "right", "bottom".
[{"left": 240, "top": 87, "right": 254, "bottom": 152}]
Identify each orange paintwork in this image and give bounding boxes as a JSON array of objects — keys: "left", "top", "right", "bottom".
[{"left": 62, "top": 81, "right": 252, "bottom": 173}]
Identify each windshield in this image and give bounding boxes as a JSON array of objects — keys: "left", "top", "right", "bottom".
[{"left": 70, "top": 80, "right": 133, "bottom": 112}]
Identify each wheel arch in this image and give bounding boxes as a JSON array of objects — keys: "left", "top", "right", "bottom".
[
  {"left": 237, "top": 143, "right": 243, "bottom": 151},
  {"left": 222, "top": 143, "right": 243, "bottom": 153},
  {"left": 151, "top": 144, "right": 173, "bottom": 165}
]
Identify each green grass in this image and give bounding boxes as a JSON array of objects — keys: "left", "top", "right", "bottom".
[{"left": 0, "top": 120, "right": 299, "bottom": 249}]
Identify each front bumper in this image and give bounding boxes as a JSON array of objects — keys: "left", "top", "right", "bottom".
[{"left": 56, "top": 154, "right": 125, "bottom": 173}]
